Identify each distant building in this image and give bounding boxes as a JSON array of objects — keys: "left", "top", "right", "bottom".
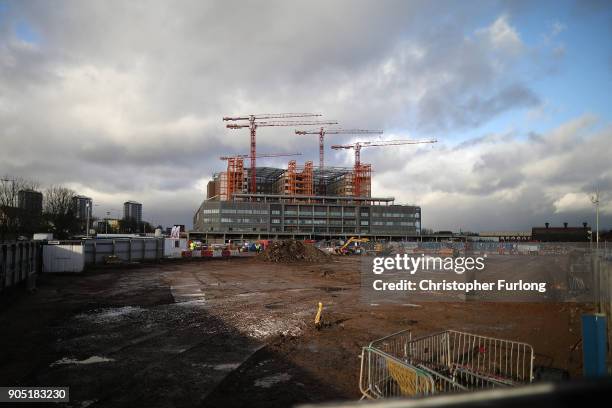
[
  {"left": 532, "top": 223, "right": 591, "bottom": 242},
  {"left": 123, "top": 201, "right": 142, "bottom": 223},
  {"left": 18, "top": 189, "right": 43, "bottom": 216},
  {"left": 72, "top": 195, "right": 92, "bottom": 220}
]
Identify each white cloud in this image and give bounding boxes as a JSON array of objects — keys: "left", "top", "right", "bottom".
[
  {"left": 479, "top": 15, "right": 523, "bottom": 55},
  {"left": 553, "top": 192, "right": 592, "bottom": 213}
]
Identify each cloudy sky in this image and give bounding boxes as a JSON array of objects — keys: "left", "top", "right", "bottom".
[{"left": 1, "top": 0, "right": 611, "bottom": 231}]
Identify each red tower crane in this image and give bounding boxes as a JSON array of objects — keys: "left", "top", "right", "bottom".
[
  {"left": 294, "top": 128, "right": 383, "bottom": 170},
  {"left": 223, "top": 113, "right": 337, "bottom": 193},
  {"left": 331, "top": 139, "right": 437, "bottom": 197}
]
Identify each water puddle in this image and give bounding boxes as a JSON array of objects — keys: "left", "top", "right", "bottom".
[
  {"left": 51, "top": 356, "right": 115, "bottom": 367},
  {"left": 254, "top": 373, "right": 292, "bottom": 388}
]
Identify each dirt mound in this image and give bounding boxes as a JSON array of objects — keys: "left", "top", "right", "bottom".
[{"left": 257, "top": 240, "right": 331, "bottom": 263}]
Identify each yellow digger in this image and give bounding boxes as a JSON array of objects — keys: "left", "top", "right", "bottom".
[{"left": 335, "top": 237, "right": 370, "bottom": 255}]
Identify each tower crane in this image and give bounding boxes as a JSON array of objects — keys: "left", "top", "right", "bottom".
[
  {"left": 330, "top": 139, "right": 437, "bottom": 167},
  {"left": 223, "top": 113, "right": 337, "bottom": 193},
  {"left": 331, "top": 139, "right": 437, "bottom": 197},
  {"left": 294, "top": 127, "right": 383, "bottom": 170}
]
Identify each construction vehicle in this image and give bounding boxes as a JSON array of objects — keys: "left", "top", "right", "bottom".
[{"left": 336, "top": 237, "right": 370, "bottom": 255}]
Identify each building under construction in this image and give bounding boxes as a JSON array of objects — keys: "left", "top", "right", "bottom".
[
  {"left": 193, "top": 113, "right": 432, "bottom": 242},
  {"left": 193, "top": 158, "right": 420, "bottom": 242}
]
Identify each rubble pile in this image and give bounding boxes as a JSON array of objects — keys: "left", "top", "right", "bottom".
[{"left": 257, "top": 240, "right": 331, "bottom": 263}]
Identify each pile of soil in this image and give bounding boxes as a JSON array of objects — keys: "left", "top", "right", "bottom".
[{"left": 257, "top": 240, "right": 331, "bottom": 263}]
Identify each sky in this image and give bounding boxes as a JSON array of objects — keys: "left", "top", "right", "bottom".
[{"left": 0, "top": 0, "right": 611, "bottom": 231}]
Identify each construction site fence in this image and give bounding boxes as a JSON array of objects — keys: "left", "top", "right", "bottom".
[
  {"left": 180, "top": 249, "right": 255, "bottom": 258},
  {"left": 0, "top": 241, "right": 40, "bottom": 293},
  {"left": 383, "top": 241, "right": 610, "bottom": 257},
  {"left": 360, "top": 329, "right": 534, "bottom": 400},
  {"left": 82, "top": 238, "right": 164, "bottom": 265}
]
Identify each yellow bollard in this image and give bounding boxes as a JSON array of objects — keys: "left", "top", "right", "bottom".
[{"left": 314, "top": 302, "right": 323, "bottom": 329}]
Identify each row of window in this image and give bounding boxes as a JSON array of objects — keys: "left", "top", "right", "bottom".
[
  {"left": 221, "top": 217, "right": 268, "bottom": 224},
  {"left": 371, "top": 212, "right": 420, "bottom": 218},
  {"left": 371, "top": 221, "right": 416, "bottom": 226},
  {"left": 221, "top": 209, "right": 268, "bottom": 215},
  {"left": 202, "top": 207, "right": 418, "bottom": 218}
]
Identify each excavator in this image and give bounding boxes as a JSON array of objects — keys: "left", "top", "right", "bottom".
[{"left": 335, "top": 237, "right": 370, "bottom": 255}]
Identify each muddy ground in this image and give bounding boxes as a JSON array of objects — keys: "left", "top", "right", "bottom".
[{"left": 0, "top": 257, "right": 591, "bottom": 408}]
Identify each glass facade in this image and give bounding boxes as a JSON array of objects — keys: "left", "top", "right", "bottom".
[{"left": 194, "top": 200, "right": 421, "bottom": 236}]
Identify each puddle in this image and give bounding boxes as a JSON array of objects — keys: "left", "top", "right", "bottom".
[
  {"left": 51, "top": 356, "right": 115, "bottom": 367},
  {"left": 172, "top": 299, "right": 207, "bottom": 307},
  {"left": 254, "top": 373, "right": 292, "bottom": 388},
  {"left": 212, "top": 363, "right": 241, "bottom": 371},
  {"left": 75, "top": 306, "right": 144, "bottom": 324}
]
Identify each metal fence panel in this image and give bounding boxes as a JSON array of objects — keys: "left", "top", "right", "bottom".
[
  {"left": 360, "top": 329, "right": 534, "bottom": 400},
  {"left": 0, "top": 241, "right": 39, "bottom": 292},
  {"left": 42, "top": 244, "right": 84, "bottom": 273},
  {"left": 82, "top": 238, "right": 163, "bottom": 265}
]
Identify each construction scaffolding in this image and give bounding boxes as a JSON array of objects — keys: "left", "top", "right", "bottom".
[
  {"left": 276, "top": 160, "right": 314, "bottom": 196},
  {"left": 226, "top": 157, "right": 245, "bottom": 200},
  {"left": 218, "top": 172, "right": 228, "bottom": 201},
  {"left": 211, "top": 165, "right": 366, "bottom": 201},
  {"left": 354, "top": 163, "right": 372, "bottom": 198}
]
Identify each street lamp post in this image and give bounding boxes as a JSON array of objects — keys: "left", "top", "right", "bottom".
[
  {"left": 591, "top": 189, "right": 600, "bottom": 252},
  {"left": 86, "top": 202, "right": 90, "bottom": 238}
]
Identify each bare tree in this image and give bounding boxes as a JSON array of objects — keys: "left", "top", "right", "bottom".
[
  {"left": 43, "top": 185, "right": 78, "bottom": 239},
  {"left": 0, "top": 176, "right": 39, "bottom": 241}
]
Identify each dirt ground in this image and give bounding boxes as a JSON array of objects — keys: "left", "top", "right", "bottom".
[{"left": 0, "top": 256, "right": 592, "bottom": 408}]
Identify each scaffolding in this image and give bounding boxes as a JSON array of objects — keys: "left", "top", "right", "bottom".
[
  {"left": 277, "top": 160, "right": 314, "bottom": 196},
  {"left": 226, "top": 157, "right": 245, "bottom": 199},
  {"left": 301, "top": 161, "right": 314, "bottom": 196},
  {"left": 212, "top": 165, "right": 365, "bottom": 201},
  {"left": 218, "top": 172, "right": 228, "bottom": 201},
  {"left": 354, "top": 163, "right": 372, "bottom": 198}
]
